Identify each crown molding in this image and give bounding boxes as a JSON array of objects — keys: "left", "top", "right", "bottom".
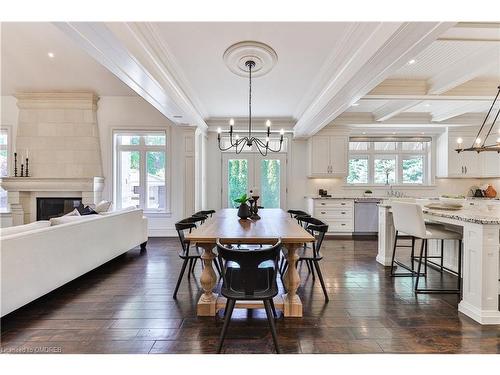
[
  {"left": 15, "top": 92, "right": 99, "bottom": 110},
  {"left": 293, "top": 22, "right": 455, "bottom": 138}
]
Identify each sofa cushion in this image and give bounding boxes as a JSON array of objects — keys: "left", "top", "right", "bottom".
[
  {"left": 98, "top": 206, "right": 136, "bottom": 216},
  {"left": 0, "top": 221, "right": 51, "bottom": 237},
  {"left": 94, "top": 200, "right": 112, "bottom": 213},
  {"left": 49, "top": 215, "right": 97, "bottom": 226}
]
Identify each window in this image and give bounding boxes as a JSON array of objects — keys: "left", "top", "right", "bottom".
[
  {"left": 347, "top": 137, "right": 430, "bottom": 185},
  {"left": 114, "top": 131, "right": 167, "bottom": 212},
  {"left": 0, "top": 128, "right": 9, "bottom": 209}
]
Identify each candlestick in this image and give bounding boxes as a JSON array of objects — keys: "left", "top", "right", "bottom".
[
  {"left": 20, "top": 163, "right": 24, "bottom": 177},
  {"left": 25, "top": 158, "right": 29, "bottom": 177},
  {"left": 14, "top": 152, "right": 18, "bottom": 177}
]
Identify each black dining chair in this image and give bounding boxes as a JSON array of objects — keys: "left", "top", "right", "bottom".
[
  {"left": 194, "top": 210, "right": 216, "bottom": 218},
  {"left": 287, "top": 209, "right": 311, "bottom": 227},
  {"left": 216, "top": 239, "right": 282, "bottom": 354},
  {"left": 173, "top": 217, "right": 221, "bottom": 299},
  {"left": 282, "top": 216, "right": 329, "bottom": 302}
]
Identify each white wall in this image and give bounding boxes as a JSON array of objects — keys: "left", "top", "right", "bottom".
[{"left": 95, "top": 96, "right": 196, "bottom": 236}]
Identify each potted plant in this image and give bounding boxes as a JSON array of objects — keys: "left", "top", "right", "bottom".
[{"left": 234, "top": 193, "right": 251, "bottom": 219}]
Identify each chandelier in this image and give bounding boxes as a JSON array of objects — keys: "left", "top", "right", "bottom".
[
  {"left": 217, "top": 60, "right": 284, "bottom": 156},
  {"left": 456, "top": 85, "right": 500, "bottom": 154}
]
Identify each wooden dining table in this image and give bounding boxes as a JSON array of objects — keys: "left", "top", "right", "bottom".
[{"left": 185, "top": 208, "right": 315, "bottom": 317}]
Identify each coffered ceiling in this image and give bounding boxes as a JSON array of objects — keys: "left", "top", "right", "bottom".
[{"left": 2, "top": 22, "right": 499, "bottom": 136}]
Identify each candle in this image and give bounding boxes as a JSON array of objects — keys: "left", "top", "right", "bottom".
[{"left": 26, "top": 149, "right": 29, "bottom": 159}]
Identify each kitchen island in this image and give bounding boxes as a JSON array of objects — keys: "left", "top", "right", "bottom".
[{"left": 378, "top": 200, "right": 500, "bottom": 325}]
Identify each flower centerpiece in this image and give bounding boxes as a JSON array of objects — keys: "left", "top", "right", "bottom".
[{"left": 234, "top": 193, "right": 251, "bottom": 219}]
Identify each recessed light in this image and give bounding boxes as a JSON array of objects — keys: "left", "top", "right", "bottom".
[
  {"left": 407, "top": 59, "right": 416, "bottom": 65},
  {"left": 173, "top": 115, "right": 183, "bottom": 119},
  {"left": 47, "top": 52, "right": 55, "bottom": 58},
  {"left": 351, "top": 103, "right": 360, "bottom": 107}
]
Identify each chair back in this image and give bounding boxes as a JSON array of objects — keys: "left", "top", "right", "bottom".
[
  {"left": 391, "top": 202, "right": 427, "bottom": 238},
  {"left": 216, "top": 239, "right": 281, "bottom": 296},
  {"left": 191, "top": 214, "right": 208, "bottom": 224},
  {"left": 194, "top": 210, "right": 216, "bottom": 218},
  {"left": 175, "top": 218, "right": 197, "bottom": 254},
  {"left": 297, "top": 216, "right": 328, "bottom": 256}
]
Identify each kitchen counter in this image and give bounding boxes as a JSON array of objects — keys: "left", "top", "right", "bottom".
[
  {"left": 377, "top": 201, "right": 500, "bottom": 325},
  {"left": 308, "top": 196, "right": 384, "bottom": 200},
  {"left": 378, "top": 201, "right": 500, "bottom": 225}
]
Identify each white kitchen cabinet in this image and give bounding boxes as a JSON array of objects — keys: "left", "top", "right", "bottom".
[
  {"left": 437, "top": 131, "right": 482, "bottom": 178},
  {"left": 480, "top": 151, "right": 500, "bottom": 177},
  {"left": 307, "top": 135, "right": 347, "bottom": 178},
  {"left": 308, "top": 198, "right": 354, "bottom": 233}
]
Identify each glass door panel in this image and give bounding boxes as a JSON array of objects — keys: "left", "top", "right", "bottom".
[
  {"left": 259, "top": 159, "right": 281, "bottom": 208},
  {"left": 227, "top": 159, "right": 249, "bottom": 208},
  {"left": 146, "top": 151, "right": 166, "bottom": 209},
  {"left": 119, "top": 151, "right": 140, "bottom": 208}
]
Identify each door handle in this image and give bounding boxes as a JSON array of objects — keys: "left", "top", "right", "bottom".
[
  {"left": 321, "top": 203, "right": 325, "bottom": 205},
  {"left": 465, "top": 166, "right": 467, "bottom": 174},
  {"left": 461, "top": 166, "right": 464, "bottom": 174},
  {"left": 341, "top": 211, "right": 346, "bottom": 214},
  {"left": 321, "top": 211, "right": 326, "bottom": 214}
]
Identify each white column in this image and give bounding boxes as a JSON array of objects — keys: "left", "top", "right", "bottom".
[
  {"left": 459, "top": 223, "right": 500, "bottom": 324},
  {"left": 7, "top": 191, "right": 25, "bottom": 226}
]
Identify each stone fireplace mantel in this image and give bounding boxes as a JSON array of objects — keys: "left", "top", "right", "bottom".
[{"left": 0, "top": 176, "right": 104, "bottom": 225}]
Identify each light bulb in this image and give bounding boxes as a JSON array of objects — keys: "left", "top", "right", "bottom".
[
  {"left": 457, "top": 138, "right": 463, "bottom": 145},
  {"left": 217, "top": 127, "right": 221, "bottom": 134},
  {"left": 280, "top": 128, "right": 284, "bottom": 135},
  {"left": 475, "top": 137, "right": 481, "bottom": 145},
  {"left": 496, "top": 137, "right": 500, "bottom": 145},
  {"left": 266, "top": 120, "right": 271, "bottom": 127},
  {"left": 266, "top": 136, "right": 270, "bottom": 143},
  {"left": 235, "top": 134, "right": 240, "bottom": 140},
  {"left": 229, "top": 118, "right": 234, "bottom": 126}
]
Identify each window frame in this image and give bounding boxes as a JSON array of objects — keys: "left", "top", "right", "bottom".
[
  {"left": 347, "top": 138, "right": 430, "bottom": 186},
  {"left": 113, "top": 130, "right": 169, "bottom": 214},
  {"left": 0, "top": 126, "right": 12, "bottom": 210}
]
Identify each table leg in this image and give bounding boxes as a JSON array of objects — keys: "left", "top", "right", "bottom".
[
  {"left": 197, "top": 242, "right": 218, "bottom": 316},
  {"left": 282, "top": 242, "right": 303, "bottom": 317}
]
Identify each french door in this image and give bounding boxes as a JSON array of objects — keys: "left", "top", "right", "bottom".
[{"left": 222, "top": 153, "right": 286, "bottom": 209}]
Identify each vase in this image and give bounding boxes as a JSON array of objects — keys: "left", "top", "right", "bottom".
[{"left": 237, "top": 203, "right": 251, "bottom": 219}]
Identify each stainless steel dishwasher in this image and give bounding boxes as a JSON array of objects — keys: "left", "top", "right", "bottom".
[{"left": 354, "top": 198, "right": 380, "bottom": 235}]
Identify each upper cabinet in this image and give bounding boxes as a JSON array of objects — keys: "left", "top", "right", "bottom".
[
  {"left": 307, "top": 135, "right": 348, "bottom": 178},
  {"left": 436, "top": 129, "right": 499, "bottom": 178}
]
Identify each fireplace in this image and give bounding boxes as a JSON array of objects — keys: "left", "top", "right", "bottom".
[{"left": 36, "top": 197, "right": 82, "bottom": 221}]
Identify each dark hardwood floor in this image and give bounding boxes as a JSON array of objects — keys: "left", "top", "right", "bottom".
[{"left": 1, "top": 237, "right": 500, "bottom": 354}]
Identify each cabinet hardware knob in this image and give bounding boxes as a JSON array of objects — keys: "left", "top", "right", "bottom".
[
  {"left": 321, "top": 211, "right": 326, "bottom": 214},
  {"left": 341, "top": 212, "right": 345, "bottom": 214}
]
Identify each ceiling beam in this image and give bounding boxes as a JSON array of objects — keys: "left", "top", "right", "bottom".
[
  {"left": 427, "top": 46, "right": 499, "bottom": 95},
  {"left": 431, "top": 102, "right": 486, "bottom": 122},
  {"left": 54, "top": 22, "right": 207, "bottom": 129},
  {"left": 373, "top": 100, "right": 422, "bottom": 121},
  {"left": 293, "top": 22, "right": 454, "bottom": 138},
  {"left": 363, "top": 94, "right": 494, "bottom": 101}
]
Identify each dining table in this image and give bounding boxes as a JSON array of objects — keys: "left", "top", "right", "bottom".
[{"left": 185, "top": 208, "right": 315, "bottom": 317}]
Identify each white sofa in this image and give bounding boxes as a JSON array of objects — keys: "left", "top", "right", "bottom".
[{"left": 1, "top": 208, "right": 148, "bottom": 317}]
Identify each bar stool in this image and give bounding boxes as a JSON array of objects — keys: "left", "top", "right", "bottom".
[{"left": 391, "top": 202, "right": 462, "bottom": 294}]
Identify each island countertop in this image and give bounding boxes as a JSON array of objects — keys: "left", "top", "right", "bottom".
[{"left": 378, "top": 201, "right": 500, "bottom": 225}]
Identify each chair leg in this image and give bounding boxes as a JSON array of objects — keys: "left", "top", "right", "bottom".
[
  {"left": 424, "top": 239, "right": 428, "bottom": 275},
  {"left": 263, "top": 299, "right": 281, "bottom": 354},
  {"left": 213, "top": 257, "right": 221, "bottom": 277},
  {"left": 305, "top": 259, "right": 311, "bottom": 273},
  {"left": 217, "top": 298, "right": 235, "bottom": 354},
  {"left": 313, "top": 260, "right": 329, "bottom": 302},
  {"left": 410, "top": 236, "right": 415, "bottom": 271},
  {"left": 457, "top": 239, "right": 462, "bottom": 293},
  {"left": 192, "top": 258, "right": 198, "bottom": 273},
  {"left": 309, "top": 260, "right": 316, "bottom": 280},
  {"left": 440, "top": 239, "right": 444, "bottom": 273},
  {"left": 414, "top": 239, "right": 426, "bottom": 292},
  {"left": 187, "top": 258, "right": 194, "bottom": 278},
  {"left": 173, "top": 258, "right": 189, "bottom": 299},
  {"left": 269, "top": 298, "right": 278, "bottom": 319},
  {"left": 390, "top": 231, "right": 399, "bottom": 276}
]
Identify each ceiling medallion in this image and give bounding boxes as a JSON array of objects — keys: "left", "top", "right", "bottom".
[
  {"left": 218, "top": 41, "right": 283, "bottom": 156},
  {"left": 223, "top": 41, "right": 278, "bottom": 78}
]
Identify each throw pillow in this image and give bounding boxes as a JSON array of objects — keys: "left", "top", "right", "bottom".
[
  {"left": 64, "top": 208, "right": 81, "bottom": 217},
  {"left": 94, "top": 200, "right": 112, "bottom": 213},
  {"left": 77, "top": 204, "right": 98, "bottom": 216}
]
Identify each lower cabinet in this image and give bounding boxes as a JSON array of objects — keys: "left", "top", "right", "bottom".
[{"left": 310, "top": 199, "right": 354, "bottom": 233}]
